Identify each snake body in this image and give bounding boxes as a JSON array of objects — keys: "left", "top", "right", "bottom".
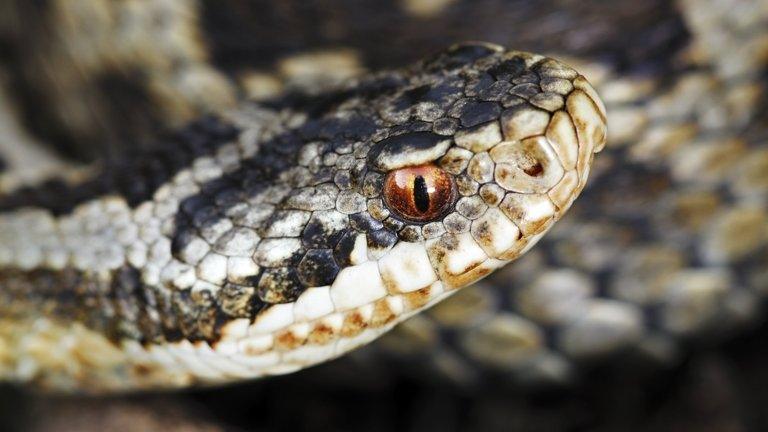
[
  {"left": 0, "top": 42, "right": 605, "bottom": 391},
  {"left": 0, "top": 0, "right": 766, "bottom": 395}
]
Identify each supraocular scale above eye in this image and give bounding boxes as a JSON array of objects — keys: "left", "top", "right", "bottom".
[{"left": 370, "top": 132, "right": 452, "bottom": 171}]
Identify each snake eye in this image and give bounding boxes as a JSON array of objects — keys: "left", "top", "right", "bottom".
[{"left": 383, "top": 164, "right": 456, "bottom": 222}]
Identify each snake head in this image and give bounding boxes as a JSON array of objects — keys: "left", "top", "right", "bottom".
[
  {"left": 139, "top": 43, "right": 607, "bottom": 388},
  {"left": 0, "top": 43, "right": 605, "bottom": 391},
  {"left": 326, "top": 42, "right": 607, "bottom": 294},
  {"left": 192, "top": 42, "right": 608, "bottom": 380}
]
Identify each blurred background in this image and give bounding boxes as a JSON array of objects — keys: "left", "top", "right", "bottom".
[{"left": 0, "top": 0, "right": 767, "bottom": 430}]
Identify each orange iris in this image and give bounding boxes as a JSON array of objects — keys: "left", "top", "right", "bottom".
[{"left": 383, "top": 164, "right": 456, "bottom": 222}]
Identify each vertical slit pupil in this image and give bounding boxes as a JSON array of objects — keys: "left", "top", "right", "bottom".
[{"left": 413, "top": 175, "right": 430, "bottom": 213}]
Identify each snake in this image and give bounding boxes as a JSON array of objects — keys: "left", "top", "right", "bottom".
[{"left": 0, "top": 0, "right": 766, "bottom": 396}]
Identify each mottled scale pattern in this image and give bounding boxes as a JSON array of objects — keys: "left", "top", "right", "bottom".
[
  {"left": 353, "top": 0, "right": 768, "bottom": 387},
  {"left": 0, "top": 44, "right": 604, "bottom": 391},
  {"left": 1, "top": 0, "right": 765, "bottom": 404}
]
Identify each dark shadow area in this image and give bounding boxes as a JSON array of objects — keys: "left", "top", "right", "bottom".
[{"left": 2, "top": 321, "right": 768, "bottom": 432}]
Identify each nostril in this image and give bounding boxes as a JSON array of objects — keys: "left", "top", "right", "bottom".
[
  {"left": 524, "top": 162, "right": 544, "bottom": 177},
  {"left": 490, "top": 137, "right": 565, "bottom": 194}
]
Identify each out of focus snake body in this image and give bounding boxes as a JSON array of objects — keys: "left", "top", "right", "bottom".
[{"left": 0, "top": 0, "right": 765, "bottom": 391}]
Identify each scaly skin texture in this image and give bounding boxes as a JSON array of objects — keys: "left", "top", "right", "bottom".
[
  {"left": 358, "top": 0, "right": 768, "bottom": 387},
  {"left": 0, "top": 0, "right": 765, "bottom": 408},
  {"left": 0, "top": 44, "right": 605, "bottom": 392}
]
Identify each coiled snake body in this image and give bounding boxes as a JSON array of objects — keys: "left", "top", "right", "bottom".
[{"left": 0, "top": 0, "right": 766, "bottom": 393}]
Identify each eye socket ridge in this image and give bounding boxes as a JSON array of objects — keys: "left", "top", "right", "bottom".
[{"left": 383, "top": 164, "right": 456, "bottom": 223}]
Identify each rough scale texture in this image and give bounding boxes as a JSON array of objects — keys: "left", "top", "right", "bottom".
[
  {"left": 0, "top": 44, "right": 604, "bottom": 391},
  {"left": 0, "top": 1, "right": 767, "bottom": 429}
]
